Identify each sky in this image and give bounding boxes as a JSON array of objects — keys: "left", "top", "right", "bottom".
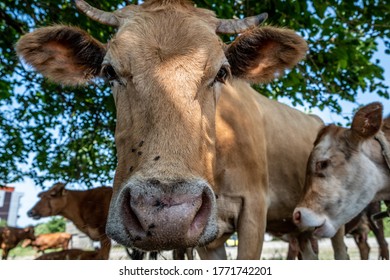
[{"left": 9, "top": 41, "right": 390, "bottom": 228}]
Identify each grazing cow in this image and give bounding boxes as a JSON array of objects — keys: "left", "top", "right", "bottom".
[
  {"left": 294, "top": 102, "right": 390, "bottom": 244},
  {"left": 26, "top": 182, "right": 112, "bottom": 259},
  {"left": 22, "top": 232, "right": 72, "bottom": 253},
  {"left": 35, "top": 249, "right": 102, "bottom": 260},
  {"left": 0, "top": 226, "right": 36, "bottom": 260},
  {"left": 17, "top": 0, "right": 337, "bottom": 259}
]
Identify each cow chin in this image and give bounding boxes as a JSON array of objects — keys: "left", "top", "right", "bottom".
[
  {"left": 312, "top": 220, "right": 337, "bottom": 238},
  {"left": 106, "top": 177, "right": 218, "bottom": 251}
]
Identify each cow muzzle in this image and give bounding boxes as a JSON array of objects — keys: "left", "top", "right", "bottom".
[
  {"left": 293, "top": 207, "right": 337, "bottom": 238},
  {"left": 106, "top": 178, "right": 218, "bottom": 251},
  {"left": 27, "top": 209, "right": 42, "bottom": 220}
]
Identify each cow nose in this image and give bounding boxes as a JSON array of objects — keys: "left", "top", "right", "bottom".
[
  {"left": 107, "top": 178, "right": 217, "bottom": 251},
  {"left": 293, "top": 209, "right": 301, "bottom": 224},
  {"left": 27, "top": 209, "right": 40, "bottom": 219},
  {"left": 27, "top": 210, "right": 34, "bottom": 217}
]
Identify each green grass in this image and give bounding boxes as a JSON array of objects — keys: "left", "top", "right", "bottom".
[{"left": 0, "top": 246, "right": 36, "bottom": 259}]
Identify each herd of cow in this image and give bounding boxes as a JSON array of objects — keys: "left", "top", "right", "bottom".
[{"left": 2, "top": 0, "right": 389, "bottom": 260}]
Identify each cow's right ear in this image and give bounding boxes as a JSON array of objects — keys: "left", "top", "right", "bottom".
[
  {"left": 350, "top": 102, "right": 383, "bottom": 140},
  {"left": 16, "top": 25, "right": 106, "bottom": 86}
]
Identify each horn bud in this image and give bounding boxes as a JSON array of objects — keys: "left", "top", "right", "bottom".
[
  {"left": 74, "top": 0, "right": 120, "bottom": 27},
  {"left": 217, "top": 12, "right": 268, "bottom": 34}
]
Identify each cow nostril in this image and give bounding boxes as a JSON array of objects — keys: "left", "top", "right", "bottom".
[
  {"left": 27, "top": 210, "right": 33, "bottom": 217},
  {"left": 293, "top": 210, "right": 301, "bottom": 223}
]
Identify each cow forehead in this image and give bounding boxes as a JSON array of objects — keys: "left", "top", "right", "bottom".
[
  {"left": 107, "top": 10, "right": 224, "bottom": 78},
  {"left": 313, "top": 128, "right": 359, "bottom": 169},
  {"left": 313, "top": 127, "right": 347, "bottom": 159}
]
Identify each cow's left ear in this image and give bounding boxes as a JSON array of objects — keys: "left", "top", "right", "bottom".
[
  {"left": 351, "top": 102, "right": 383, "bottom": 139},
  {"left": 225, "top": 26, "right": 307, "bottom": 83}
]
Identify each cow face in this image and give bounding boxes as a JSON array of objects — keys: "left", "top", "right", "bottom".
[
  {"left": 293, "top": 102, "right": 384, "bottom": 238},
  {"left": 27, "top": 183, "right": 68, "bottom": 219},
  {"left": 17, "top": 1, "right": 307, "bottom": 250}
]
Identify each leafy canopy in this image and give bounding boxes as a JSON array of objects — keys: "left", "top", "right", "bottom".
[{"left": 1, "top": 0, "right": 389, "bottom": 187}]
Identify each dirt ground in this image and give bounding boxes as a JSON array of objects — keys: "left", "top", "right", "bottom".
[
  {"left": 6, "top": 236, "right": 390, "bottom": 260},
  {"left": 109, "top": 236, "right": 390, "bottom": 260}
]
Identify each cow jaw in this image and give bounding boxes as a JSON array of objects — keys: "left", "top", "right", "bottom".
[{"left": 107, "top": 177, "right": 217, "bottom": 250}]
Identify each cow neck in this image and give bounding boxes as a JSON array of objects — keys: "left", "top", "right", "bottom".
[
  {"left": 374, "top": 131, "right": 390, "bottom": 173},
  {"left": 59, "top": 191, "right": 83, "bottom": 224}
]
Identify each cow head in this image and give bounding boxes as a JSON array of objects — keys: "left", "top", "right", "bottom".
[
  {"left": 293, "top": 102, "right": 385, "bottom": 238},
  {"left": 27, "top": 182, "right": 68, "bottom": 219},
  {"left": 17, "top": 0, "right": 307, "bottom": 250}
]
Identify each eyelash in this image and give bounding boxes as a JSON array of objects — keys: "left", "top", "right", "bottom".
[{"left": 210, "top": 65, "right": 230, "bottom": 87}]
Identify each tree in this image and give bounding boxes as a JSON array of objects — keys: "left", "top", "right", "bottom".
[
  {"left": 34, "top": 217, "right": 66, "bottom": 235},
  {"left": 1, "top": 0, "right": 389, "bottom": 187}
]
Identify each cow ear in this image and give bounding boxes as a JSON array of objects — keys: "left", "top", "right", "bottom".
[
  {"left": 61, "top": 188, "right": 68, "bottom": 196},
  {"left": 225, "top": 26, "right": 307, "bottom": 83},
  {"left": 16, "top": 25, "right": 106, "bottom": 86},
  {"left": 351, "top": 102, "right": 383, "bottom": 140},
  {"left": 50, "top": 182, "right": 67, "bottom": 196}
]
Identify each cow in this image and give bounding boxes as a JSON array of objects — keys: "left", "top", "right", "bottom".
[
  {"left": 293, "top": 102, "right": 390, "bottom": 249},
  {"left": 26, "top": 182, "right": 112, "bottom": 259},
  {"left": 17, "top": 0, "right": 340, "bottom": 259},
  {"left": 22, "top": 232, "right": 72, "bottom": 253},
  {"left": 35, "top": 249, "right": 102, "bottom": 260},
  {"left": 0, "top": 226, "right": 36, "bottom": 260}
]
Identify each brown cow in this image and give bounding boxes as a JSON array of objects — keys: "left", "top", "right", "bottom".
[
  {"left": 294, "top": 102, "right": 390, "bottom": 246},
  {"left": 17, "top": 0, "right": 338, "bottom": 259},
  {"left": 0, "top": 226, "right": 36, "bottom": 260},
  {"left": 35, "top": 249, "right": 102, "bottom": 260},
  {"left": 22, "top": 232, "right": 72, "bottom": 253},
  {"left": 27, "top": 183, "right": 112, "bottom": 259}
]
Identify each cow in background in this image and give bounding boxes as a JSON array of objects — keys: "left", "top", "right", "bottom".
[
  {"left": 27, "top": 182, "right": 112, "bottom": 259},
  {"left": 294, "top": 102, "right": 390, "bottom": 250},
  {"left": 0, "top": 226, "right": 36, "bottom": 260},
  {"left": 22, "top": 232, "right": 72, "bottom": 254}
]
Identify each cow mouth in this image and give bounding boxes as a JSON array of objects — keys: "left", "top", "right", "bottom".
[
  {"left": 311, "top": 220, "right": 336, "bottom": 238},
  {"left": 106, "top": 179, "right": 218, "bottom": 251},
  {"left": 27, "top": 211, "right": 42, "bottom": 220},
  {"left": 293, "top": 207, "right": 337, "bottom": 238}
]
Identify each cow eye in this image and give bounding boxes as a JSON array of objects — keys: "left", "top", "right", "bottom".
[
  {"left": 316, "top": 160, "right": 330, "bottom": 171},
  {"left": 214, "top": 65, "right": 230, "bottom": 84},
  {"left": 102, "top": 64, "right": 118, "bottom": 83}
]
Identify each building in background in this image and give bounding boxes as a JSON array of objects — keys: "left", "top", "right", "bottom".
[{"left": 0, "top": 186, "right": 23, "bottom": 226}]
